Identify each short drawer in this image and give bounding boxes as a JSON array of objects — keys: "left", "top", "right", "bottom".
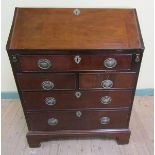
[
  {"left": 16, "top": 54, "right": 132, "bottom": 72},
  {"left": 17, "top": 73, "right": 76, "bottom": 91},
  {"left": 79, "top": 72, "right": 136, "bottom": 89},
  {"left": 22, "top": 90, "right": 133, "bottom": 110},
  {"left": 27, "top": 110, "right": 129, "bottom": 131}
]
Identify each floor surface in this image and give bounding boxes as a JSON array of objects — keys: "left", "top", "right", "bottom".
[{"left": 1, "top": 96, "right": 154, "bottom": 155}]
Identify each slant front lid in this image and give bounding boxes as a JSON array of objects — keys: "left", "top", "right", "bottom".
[{"left": 7, "top": 8, "right": 144, "bottom": 50}]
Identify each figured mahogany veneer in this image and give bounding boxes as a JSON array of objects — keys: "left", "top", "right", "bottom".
[
  {"left": 27, "top": 110, "right": 130, "bottom": 131},
  {"left": 17, "top": 54, "right": 132, "bottom": 72},
  {"left": 7, "top": 8, "right": 144, "bottom": 147},
  {"left": 7, "top": 8, "right": 143, "bottom": 50},
  {"left": 17, "top": 73, "right": 76, "bottom": 91},
  {"left": 22, "top": 90, "right": 133, "bottom": 110},
  {"left": 79, "top": 72, "right": 136, "bottom": 89}
]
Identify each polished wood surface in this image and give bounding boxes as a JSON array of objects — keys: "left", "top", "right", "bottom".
[
  {"left": 6, "top": 8, "right": 144, "bottom": 147},
  {"left": 7, "top": 8, "right": 144, "bottom": 50},
  {"left": 26, "top": 110, "right": 129, "bottom": 131},
  {"left": 17, "top": 73, "right": 76, "bottom": 90},
  {"left": 22, "top": 90, "right": 133, "bottom": 110},
  {"left": 79, "top": 72, "right": 136, "bottom": 89},
  {"left": 17, "top": 54, "right": 132, "bottom": 72}
]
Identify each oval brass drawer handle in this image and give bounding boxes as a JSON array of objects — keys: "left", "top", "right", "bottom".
[
  {"left": 42, "top": 81, "right": 54, "bottom": 90},
  {"left": 101, "top": 96, "right": 112, "bottom": 104},
  {"left": 104, "top": 58, "right": 117, "bottom": 68},
  {"left": 48, "top": 118, "right": 58, "bottom": 126},
  {"left": 76, "top": 111, "right": 82, "bottom": 117},
  {"left": 101, "top": 80, "right": 113, "bottom": 88},
  {"left": 38, "top": 59, "right": 51, "bottom": 69},
  {"left": 45, "top": 97, "right": 56, "bottom": 106},
  {"left": 75, "top": 91, "right": 81, "bottom": 98},
  {"left": 100, "top": 116, "right": 110, "bottom": 125}
]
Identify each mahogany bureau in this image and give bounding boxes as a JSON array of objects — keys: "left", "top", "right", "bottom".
[{"left": 7, "top": 8, "right": 144, "bottom": 147}]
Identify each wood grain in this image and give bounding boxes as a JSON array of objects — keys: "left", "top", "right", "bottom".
[
  {"left": 7, "top": 8, "right": 144, "bottom": 50},
  {"left": 79, "top": 72, "right": 137, "bottom": 89},
  {"left": 16, "top": 73, "right": 76, "bottom": 91},
  {"left": 6, "top": 8, "right": 145, "bottom": 149},
  {"left": 26, "top": 110, "right": 130, "bottom": 131},
  {"left": 17, "top": 54, "right": 132, "bottom": 72},
  {"left": 22, "top": 90, "right": 133, "bottom": 110}
]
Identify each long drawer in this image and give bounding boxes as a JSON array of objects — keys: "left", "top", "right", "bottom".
[
  {"left": 16, "top": 54, "right": 132, "bottom": 72},
  {"left": 17, "top": 73, "right": 76, "bottom": 91},
  {"left": 27, "top": 110, "right": 130, "bottom": 131},
  {"left": 22, "top": 90, "right": 133, "bottom": 110},
  {"left": 79, "top": 72, "right": 137, "bottom": 89}
]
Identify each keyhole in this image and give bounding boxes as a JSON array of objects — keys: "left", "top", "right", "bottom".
[
  {"left": 74, "top": 55, "right": 81, "bottom": 64},
  {"left": 74, "top": 9, "right": 80, "bottom": 16}
]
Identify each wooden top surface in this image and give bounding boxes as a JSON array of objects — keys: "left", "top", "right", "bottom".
[{"left": 7, "top": 8, "right": 144, "bottom": 50}]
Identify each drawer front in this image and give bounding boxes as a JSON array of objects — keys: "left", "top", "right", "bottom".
[
  {"left": 23, "top": 90, "right": 133, "bottom": 110},
  {"left": 17, "top": 73, "right": 76, "bottom": 91},
  {"left": 79, "top": 72, "right": 136, "bottom": 89},
  {"left": 17, "top": 54, "right": 132, "bottom": 72},
  {"left": 27, "top": 110, "right": 129, "bottom": 131}
]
